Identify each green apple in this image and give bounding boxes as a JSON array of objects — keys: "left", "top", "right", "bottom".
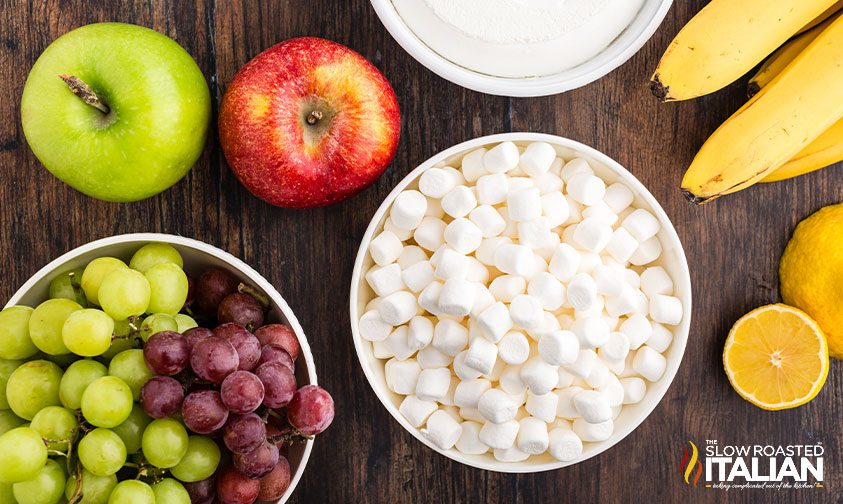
[{"left": 21, "top": 23, "right": 211, "bottom": 202}]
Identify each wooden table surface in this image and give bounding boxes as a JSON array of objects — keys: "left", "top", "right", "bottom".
[{"left": 1, "top": 1, "right": 841, "bottom": 502}]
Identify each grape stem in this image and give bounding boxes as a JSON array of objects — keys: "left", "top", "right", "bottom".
[
  {"left": 68, "top": 458, "right": 83, "bottom": 504},
  {"left": 238, "top": 283, "right": 271, "bottom": 309}
]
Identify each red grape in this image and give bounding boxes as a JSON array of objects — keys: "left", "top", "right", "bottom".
[
  {"left": 258, "top": 456, "right": 291, "bottom": 501},
  {"left": 265, "top": 423, "right": 286, "bottom": 450},
  {"left": 195, "top": 267, "right": 239, "bottom": 316},
  {"left": 223, "top": 413, "right": 266, "bottom": 454},
  {"left": 255, "top": 362, "right": 296, "bottom": 408},
  {"left": 144, "top": 331, "right": 190, "bottom": 375},
  {"left": 184, "top": 475, "right": 216, "bottom": 504},
  {"left": 218, "top": 293, "right": 265, "bottom": 330},
  {"left": 217, "top": 466, "right": 260, "bottom": 504},
  {"left": 140, "top": 376, "right": 184, "bottom": 418},
  {"left": 254, "top": 324, "right": 300, "bottom": 361},
  {"left": 221, "top": 371, "right": 264, "bottom": 414},
  {"left": 288, "top": 385, "right": 335, "bottom": 436},
  {"left": 233, "top": 440, "right": 279, "bottom": 478},
  {"left": 190, "top": 336, "right": 239, "bottom": 384},
  {"left": 182, "top": 390, "right": 229, "bottom": 434},
  {"left": 184, "top": 327, "right": 213, "bottom": 351},
  {"left": 256, "top": 344, "right": 294, "bottom": 372},
  {"left": 213, "top": 323, "right": 261, "bottom": 371}
]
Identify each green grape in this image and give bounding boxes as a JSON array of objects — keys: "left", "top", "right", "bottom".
[
  {"left": 30, "top": 406, "right": 78, "bottom": 451},
  {"left": 29, "top": 299, "right": 82, "bottom": 356},
  {"left": 6, "top": 360, "right": 62, "bottom": 420},
  {"left": 170, "top": 435, "right": 220, "bottom": 482},
  {"left": 107, "top": 350, "right": 154, "bottom": 401},
  {"left": 59, "top": 359, "right": 107, "bottom": 410},
  {"left": 12, "top": 458, "right": 65, "bottom": 504},
  {"left": 174, "top": 314, "right": 198, "bottom": 333},
  {"left": 0, "top": 359, "right": 22, "bottom": 410},
  {"left": 78, "top": 429, "right": 126, "bottom": 477},
  {"left": 0, "top": 411, "right": 25, "bottom": 435},
  {"left": 48, "top": 267, "right": 88, "bottom": 307},
  {"left": 110, "top": 404, "right": 150, "bottom": 455},
  {"left": 98, "top": 269, "right": 151, "bottom": 322},
  {"left": 144, "top": 263, "right": 189, "bottom": 315},
  {"left": 0, "top": 482, "right": 13, "bottom": 504},
  {"left": 81, "top": 376, "right": 132, "bottom": 428},
  {"left": 80, "top": 258, "right": 128, "bottom": 306},
  {"left": 64, "top": 469, "right": 117, "bottom": 504},
  {"left": 101, "top": 319, "right": 137, "bottom": 360},
  {"left": 139, "top": 313, "right": 178, "bottom": 342},
  {"left": 152, "top": 478, "right": 190, "bottom": 504},
  {"left": 62, "top": 309, "right": 114, "bottom": 357},
  {"left": 0, "top": 306, "right": 37, "bottom": 360},
  {"left": 141, "top": 418, "right": 188, "bottom": 469},
  {"left": 0, "top": 427, "right": 48, "bottom": 483},
  {"left": 129, "top": 243, "right": 184, "bottom": 273},
  {"left": 107, "top": 480, "right": 154, "bottom": 504}
]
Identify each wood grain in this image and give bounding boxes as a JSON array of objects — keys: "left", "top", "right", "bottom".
[{"left": 0, "top": 0, "right": 841, "bottom": 502}]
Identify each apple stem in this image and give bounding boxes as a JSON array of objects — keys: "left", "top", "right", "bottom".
[
  {"left": 58, "top": 74, "right": 110, "bottom": 114},
  {"left": 306, "top": 110, "right": 323, "bottom": 125}
]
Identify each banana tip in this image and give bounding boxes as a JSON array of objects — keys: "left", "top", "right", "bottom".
[
  {"left": 746, "top": 82, "right": 760, "bottom": 98},
  {"left": 649, "top": 75, "right": 670, "bottom": 101},
  {"left": 680, "top": 188, "right": 710, "bottom": 206}
]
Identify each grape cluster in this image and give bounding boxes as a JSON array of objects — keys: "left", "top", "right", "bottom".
[{"left": 0, "top": 243, "right": 335, "bottom": 504}]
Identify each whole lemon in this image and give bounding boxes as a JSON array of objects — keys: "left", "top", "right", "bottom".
[{"left": 780, "top": 203, "right": 843, "bottom": 358}]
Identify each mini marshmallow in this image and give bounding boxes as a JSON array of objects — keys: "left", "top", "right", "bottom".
[
  {"left": 479, "top": 419, "right": 520, "bottom": 449},
  {"left": 399, "top": 395, "right": 438, "bottom": 428},
  {"left": 599, "top": 374, "right": 625, "bottom": 406},
  {"left": 564, "top": 196, "right": 583, "bottom": 225},
  {"left": 509, "top": 295, "right": 544, "bottom": 330},
  {"left": 378, "top": 291, "right": 419, "bottom": 326},
  {"left": 407, "top": 316, "right": 434, "bottom": 350},
  {"left": 620, "top": 313, "right": 652, "bottom": 349},
  {"left": 599, "top": 331, "right": 630, "bottom": 362},
  {"left": 459, "top": 407, "right": 485, "bottom": 423},
  {"left": 419, "top": 167, "right": 460, "bottom": 198},
  {"left": 555, "top": 386, "right": 584, "bottom": 419},
  {"left": 581, "top": 202, "right": 618, "bottom": 226},
  {"left": 444, "top": 218, "right": 483, "bottom": 255},
  {"left": 621, "top": 209, "right": 660, "bottom": 242},
  {"left": 442, "top": 186, "right": 477, "bottom": 218},
  {"left": 640, "top": 266, "right": 674, "bottom": 297},
  {"left": 605, "top": 284, "right": 640, "bottom": 318},
  {"left": 476, "top": 173, "right": 509, "bottom": 205},
  {"left": 620, "top": 377, "right": 647, "bottom": 405},
  {"left": 520, "top": 357, "right": 559, "bottom": 395},
  {"left": 630, "top": 236, "right": 662, "bottom": 266},
  {"left": 625, "top": 268, "right": 641, "bottom": 289},
  {"left": 647, "top": 322, "right": 673, "bottom": 353},
  {"left": 519, "top": 142, "right": 556, "bottom": 177},
  {"left": 508, "top": 177, "right": 534, "bottom": 191},
  {"left": 359, "top": 310, "right": 393, "bottom": 342},
  {"left": 386, "top": 326, "right": 416, "bottom": 361},
  {"left": 548, "top": 428, "right": 583, "bottom": 462},
  {"left": 549, "top": 158, "right": 564, "bottom": 176},
  {"left": 566, "top": 173, "right": 606, "bottom": 206},
  {"left": 494, "top": 445, "right": 530, "bottom": 462},
  {"left": 526, "top": 391, "right": 559, "bottom": 423},
  {"left": 397, "top": 245, "right": 428, "bottom": 269},
  {"left": 557, "top": 367, "right": 575, "bottom": 389},
  {"left": 432, "top": 319, "right": 469, "bottom": 356},
  {"left": 402, "top": 261, "right": 435, "bottom": 293},
  {"left": 489, "top": 275, "right": 527, "bottom": 303},
  {"left": 560, "top": 158, "right": 593, "bottom": 182},
  {"left": 518, "top": 218, "right": 555, "bottom": 250},
  {"left": 470, "top": 284, "right": 497, "bottom": 318},
  {"left": 418, "top": 281, "right": 444, "bottom": 316},
  {"left": 454, "top": 378, "right": 492, "bottom": 409},
  {"left": 499, "top": 365, "right": 527, "bottom": 396},
  {"left": 564, "top": 349, "right": 598, "bottom": 379},
  {"left": 541, "top": 192, "right": 570, "bottom": 228},
  {"left": 469, "top": 205, "right": 506, "bottom": 238},
  {"left": 438, "top": 278, "right": 476, "bottom": 317},
  {"left": 498, "top": 331, "right": 531, "bottom": 365},
  {"left": 527, "top": 272, "right": 565, "bottom": 311},
  {"left": 366, "top": 263, "right": 405, "bottom": 297},
  {"left": 516, "top": 417, "right": 549, "bottom": 455},
  {"left": 567, "top": 273, "right": 598, "bottom": 312},
  {"left": 434, "top": 248, "right": 469, "bottom": 280},
  {"left": 414, "top": 217, "right": 447, "bottom": 251},
  {"left": 416, "top": 368, "right": 452, "bottom": 402},
  {"left": 632, "top": 346, "right": 667, "bottom": 382},
  {"left": 465, "top": 258, "right": 490, "bottom": 284},
  {"left": 507, "top": 187, "right": 542, "bottom": 222},
  {"left": 575, "top": 252, "right": 602, "bottom": 275},
  {"left": 478, "top": 389, "right": 519, "bottom": 424},
  {"left": 422, "top": 410, "right": 463, "bottom": 450},
  {"left": 494, "top": 244, "right": 536, "bottom": 277},
  {"left": 417, "top": 345, "right": 453, "bottom": 369},
  {"left": 498, "top": 207, "right": 519, "bottom": 238},
  {"left": 549, "top": 244, "right": 581, "bottom": 282},
  {"left": 370, "top": 231, "right": 403, "bottom": 266},
  {"left": 461, "top": 148, "right": 488, "bottom": 182},
  {"left": 572, "top": 217, "right": 612, "bottom": 253},
  {"left": 384, "top": 217, "right": 413, "bottom": 241},
  {"left": 649, "top": 295, "right": 683, "bottom": 325},
  {"left": 571, "top": 317, "right": 610, "bottom": 349},
  {"left": 440, "top": 405, "right": 461, "bottom": 421},
  {"left": 390, "top": 190, "right": 427, "bottom": 230},
  {"left": 455, "top": 421, "right": 489, "bottom": 455},
  {"left": 534, "top": 173, "right": 564, "bottom": 195},
  {"left": 484, "top": 141, "right": 520, "bottom": 173},
  {"left": 592, "top": 263, "right": 625, "bottom": 298},
  {"left": 527, "top": 311, "right": 562, "bottom": 340},
  {"left": 538, "top": 330, "right": 580, "bottom": 366},
  {"left": 372, "top": 339, "right": 393, "bottom": 359},
  {"left": 476, "top": 302, "right": 514, "bottom": 343},
  {"left": 484, "top": 357, "right": 506, "bottom": 382},
  {"left": 605, "top": 228, "right": 639, "bottom": 264},
  {"left": 476, "top": 236, "right": 513, "bottom": 266},
  {"left": 572, "top": 418, "right": 613, "bottom": 442},
  {"left": 464, "top": 336, "right": 499, "bottom": 375},
  {"left": 385, "top": 358, "right": 422, "bottom": 395},
  {"left": 453, "top": 351, "right": 483, "bottom": 381},
  {"left": 604, "top": 182, "right": 634, "bottom": 214}
]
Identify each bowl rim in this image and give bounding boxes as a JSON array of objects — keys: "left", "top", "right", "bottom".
[
  {"left": 349, "top": 132, "right": 692, "bottom": 473},
  {"left": 4, "top": 232, "right": 316, "bottom": 502},
  {"left": 369, "top": 0, "right": 674, "bottom": 97}
]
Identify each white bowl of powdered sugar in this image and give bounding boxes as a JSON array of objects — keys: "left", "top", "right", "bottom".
[{"left": 370, "top": 0, "right": 673, "bottom": 97}]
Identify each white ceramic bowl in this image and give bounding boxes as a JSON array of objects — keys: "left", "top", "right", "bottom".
[
  {"left": 350, "top": 133, "right": 692, "bottom": 472},
  {"left": 369, "top": 0, "right": 673, "bottom": 97},
  {"left": 5, "top": 233, "right": 316, "bottom": 503}
]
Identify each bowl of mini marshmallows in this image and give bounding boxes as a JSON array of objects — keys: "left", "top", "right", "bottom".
[{"left": 350, "top": 133, "right": 691, "bottom": 472}]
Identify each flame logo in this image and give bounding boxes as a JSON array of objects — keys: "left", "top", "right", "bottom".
[{"left": 679, "top": 441, "right": 703, "bottom": 487}]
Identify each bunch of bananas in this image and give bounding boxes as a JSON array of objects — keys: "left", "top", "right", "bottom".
[{"left": 652, "top": 0, "right": 843, "bottom": 204}]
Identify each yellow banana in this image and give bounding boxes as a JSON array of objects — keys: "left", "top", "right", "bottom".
[
  {"left": 651, "top": 0, "right": 836, "bottom": 102},
  {"left": 796, "top": 0, "right": 843, "bottom": 35},
  {"left": 762, "top": 121, "right": 843, "bottom": 182},
  {"left": 680, "top": 15, "right": 843, "bottom": 203}
]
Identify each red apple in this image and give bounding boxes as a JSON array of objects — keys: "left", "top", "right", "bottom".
[{"left": 219, "top": 37, "right": 401, "bottom": 208}]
